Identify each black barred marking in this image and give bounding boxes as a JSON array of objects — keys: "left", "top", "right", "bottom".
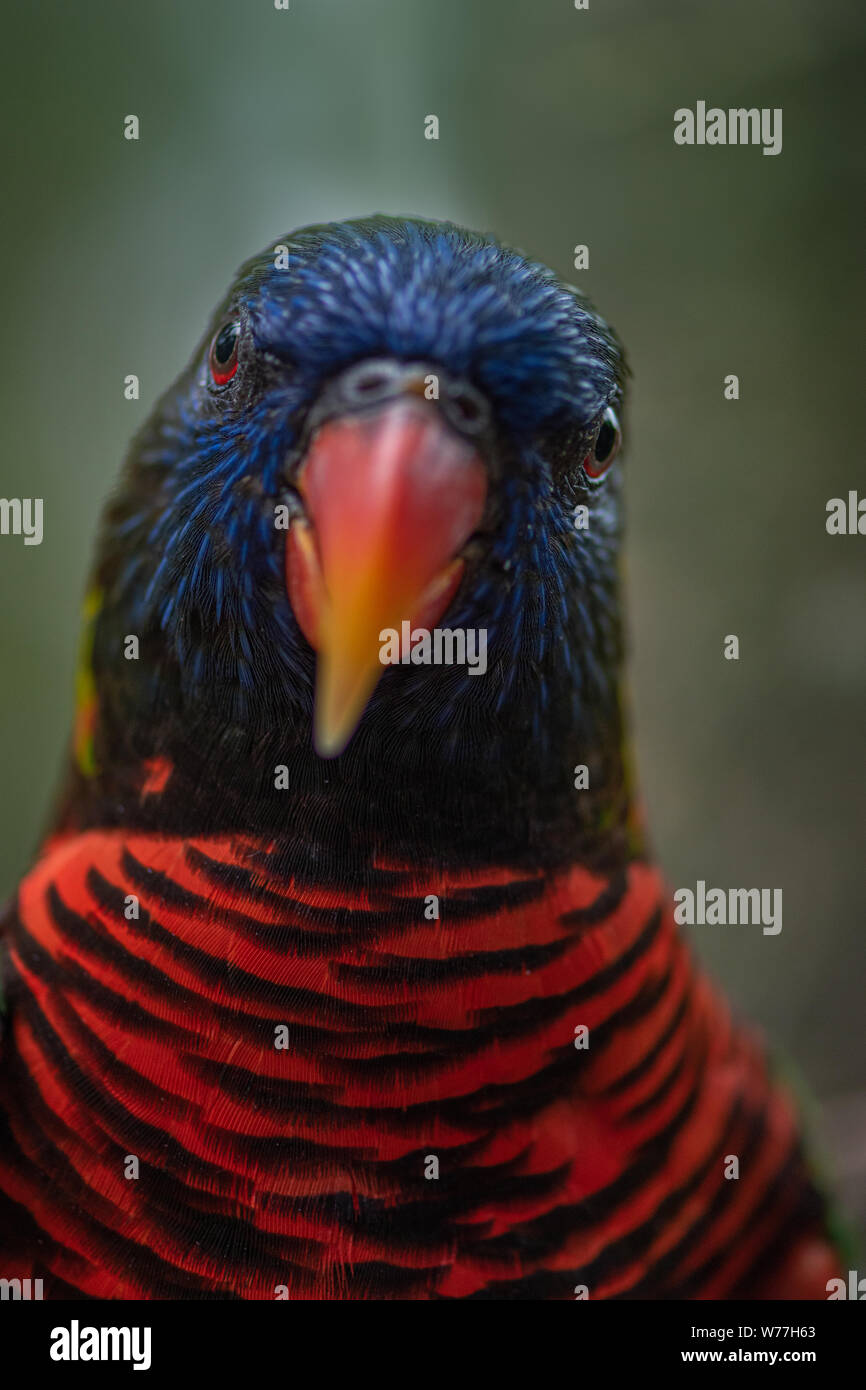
[
  {"left": 47, "top": 879, "right": 402, "bottom": 1029},
  {"left": 333, "top": 1260, "right": 446, "bottom": 1298},
  {"left": 1, "top": 1048, "right": 138, "bottom": 1230},
  {"left": 15, "top": 983, "right": 424, "bottom": 1178},
  {"left": 5, "top": 1029, "right": 326, "bottom": 1273},
  {"left": 587, "top": 960, "right": 678, "bottom": 1050},
  {"left": 44, "top": 882, "right": 204, "bottom": 1010},
  {"left": 0, "top": 1171, "right": 98, "bottom": 1296},
  {"left": 186, "top": 845, "right": 547, "bottom": 924},
  {"left": 333, "top": 933, "right": 574, "bottom": 986},
  {"left": 443, "top": 876, "right": 549, "bottom": 915},
  {"left": 323, "top": 904, "right": 668, "bottom": 1084},
  {"left": 622, "top": 1131, "right": 809, "bottom": 1299},
  {"left": 465, "top": 1065, "right": 718, "bottom": 1270},
  {"left": 185, "top": 1154, "right": 572, "bottom": 1250},
  {"left": 10, "top": 898, "right": 517, "bottom": 1067},
  {"left": 162, "top": 849, "right": 409, "bottom": 934},
  {"left": 189, "top": 838, "right": 428, "bottom": 900},
  {"left": 343, "top": 1154, "right": 575, "bottom": 1233},
  {"left": 11, "top": 985, "right": 231, "bottom": 1179},
  {"left": 12, "top": 876, "right": 672, "bottom": 1108},
  {"left": 0, "top": 1101, "right": 242, "bottom": 1298},
  {"left": 595, "top": 979, "right": 693, "bottom": 1098},
  {"left": 558, "top": 869, "right": 629, "bottom": 928},
  {"left": 89, "top": 864, "right": 382, "bottom": 955},
  {"left": 5, "top": 917, "right": 198, "bottom": 1046},
  {"left": 4, "top": 995, "right": 578, "bottom": 1270},
  {"left": 188, "top": 965, "right": 682, "bottom": 1135},
  {"left": 18, "top": 957, "right": 580, "bottom": 1208},
  {"left": 34, "top": 868, "right": 669, "bottom": 1080},
  {"left": 189, "top": 1043, "right": 585, "bottom": 1133},
  {"left": 9, "top": 912, "right": 300, "bottom": 1053},
  {"left": 620, "top": 1030, "right": 705, "bottom": 1123},
  {"left": 118, "top": 850, "right": 203, "bottom": 910},
  {"left": 5, "top": 968, "right": 586, "bottom": 1263},
  {"left": 462, "top": 1092, "right": 757, "bottom": 1295},
  {"left": 475, "top": 905, "right": 664, "bottom": 1028}
]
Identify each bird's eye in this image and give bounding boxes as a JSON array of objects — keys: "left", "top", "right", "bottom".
[
  {"left": 584, "top": 406, "right": 621, "bottom": 480},
  {"left": 209, "top": 321, "right": 240, "bottom": 385}
]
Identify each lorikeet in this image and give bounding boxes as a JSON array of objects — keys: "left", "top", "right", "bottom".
[{"left": 0, "top": 217, "right": 844, "bottom": 1299}]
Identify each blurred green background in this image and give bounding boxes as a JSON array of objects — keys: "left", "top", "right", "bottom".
[{"left": 1, "top": 0, "right": 864, "bottom": 1227}]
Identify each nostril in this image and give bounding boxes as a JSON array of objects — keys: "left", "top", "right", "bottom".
[
  {"left": 342, "top": 360, "right": 400, "bottom": 403},
  {"left": 354, "top": 371, "right": 389, "bottom": 395},
  {"left": 447, "top": 385, "right": 490, "bottom": 434}
]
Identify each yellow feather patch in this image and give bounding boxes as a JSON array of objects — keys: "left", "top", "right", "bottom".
[{"left": 73, "top": 586, "right": 102, "bottom": 777}]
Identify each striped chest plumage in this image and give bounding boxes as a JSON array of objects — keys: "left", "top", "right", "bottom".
[{"left": 0, "top": 830, "right": 829, "bottom": 1299}]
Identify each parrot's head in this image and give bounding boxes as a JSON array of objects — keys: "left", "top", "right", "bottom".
[{"left": 84, "top": 217, "right": 632, "bottom": 864}]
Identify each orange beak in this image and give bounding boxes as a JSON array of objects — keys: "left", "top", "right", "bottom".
[{"left": 286, "top": 397, "right": 487, "bottom": 756}]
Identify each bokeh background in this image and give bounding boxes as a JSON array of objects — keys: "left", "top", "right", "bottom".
[{"left": 1, "top": 0, "right": 864, "bottom": 1233}]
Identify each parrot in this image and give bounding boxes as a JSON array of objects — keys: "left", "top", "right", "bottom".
[{"left": 0, "top": 216, "right": 846, "bottom": 1300}]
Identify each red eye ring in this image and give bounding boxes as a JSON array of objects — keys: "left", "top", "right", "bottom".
[
  {"left": 209, "top": 321, "right": 240, "bottom": 385},
  {"left": 583, "top": 405, "right": 621, "bottom": 480}
]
